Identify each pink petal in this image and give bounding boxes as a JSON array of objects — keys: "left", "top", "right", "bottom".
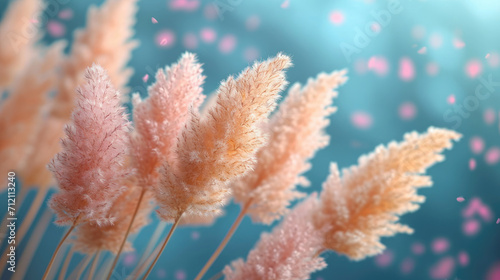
[
  {"left": 485, "top": 147, "right": 500, "bottom": 165},
  {"left": 458, "top": 251, "right": 469, "bottom": 266},
  {"left": 142, "top": 74, "right": 149, "bottom": 83},
  {"left": 457, "top": 197, "right": 465, "bottom": 202},
  {"left": 329, "top": 11, "right": 344, "bottom": 25},
  {"left": 218, "top": 35, "right": 237, "bottom": 54},
  {"left": 431, "top": 238, "right": 450, "bottom": 254},
  {"left": 429, "top": 257, "right": 455, "bottom": 279},
  {"left": 351, "top": 111, "right": 373, "bottom": 129},
  {"left": 469, "top": 158, "right": 476, "bottom": 170},
  {"left": 398, "top": 57, "right": 415, "bottom": 81},
  {"left": 281, "top": 0, "right": 289, "bottom": 9},
  {"left": 398, "top": 102, "right": 417, "bottom": 120},
  {"left": 152, "top": 17, "right": 158, "bottom": 24},
  {"left": 465, "top": 59, "right": 482, "bottom": 78},
  {"left": 469, "top": 136, "right": 485, "bottom": 154}
]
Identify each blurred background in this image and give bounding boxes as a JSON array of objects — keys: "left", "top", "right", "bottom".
[{"left": 1, "top": 0, "right": 499, "bottom": 279}]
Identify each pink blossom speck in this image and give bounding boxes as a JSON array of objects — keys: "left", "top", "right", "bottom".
[
  {"left": 458, "top": 251, "right": 469, "bottom": 266},
  {"left": 281, "top": 0, "right": 289, "bottom": 9},
  {"left": 371, "top": 23, "right": 381, "bottom": 33},
  {"left": 47, "top": 20, "right": 65, "bottom": 37},
  {"left": 200, "top": 28, "right": 216, "bottom": 43},
  {"left": 368, "top": 56, "right": 389, "bottom": 76},
  {"left": 351, "top": 111, "right": 373, "bottom": 129},
  {"left": 169, "top": 0, "right": 199, "bottom": 11},
  {"left": 417, "top": 46, "right": 427, "bottom": 54},
  {"left": 156, "top": 30, "right": 175, "bottom": 47},
  {"left": 152, "top": 17, "right": 158, "bottom": 24},
  {"left": 218, "top": 35, "right": 236, "bottom": 54},
  {"left": 329, "top": 11, "right": 344, "bottom": 25},
  {"left": 398, "top": 102, "right": 417, "bottom": 120},
  {"left": 400, "top": 258, "right": 415, "bottom": 274},
  {"left": 429, "top": 257, "right": 455, "bottom": 279},
  {"left": 246, "top": 15, "right": 260, "bottom": 31},
  {"left": 470, "top": 136, "right": 485, "bottom": 154},
  {"left": 487, "top": 52, "right": 500, "bottom": 68},
  {"left": 399, "top": 57, "right": 415, "bottom": 81},
  {"left": 354, "top": 59, "right": 367, "bottom": 74},
  {"left": 469, "top": 158, "right": 476, "bottom": 170},
  {"left": 142, "top": 74, "right": 149, "bottom": 83},
  {"left": 429, "top": 33, "right": 443, "bottom": 49},
  {"left": 487, "top": 262, "right": 500, "bottom": 280},
  {"left": 412, "top": 26, "right": 426, "bottom": 40},
  {"left": 497, "top": 218, "right": 500, "bottom": 224},
  {"left": 175, "top": 270, "right": 186, "bottom": 280},
  {"left": 183, "top": 33, "right": 198, "bottom": 49},
  {"left": 244, "top": 47, "right": 260, "bottom": 62},
  {"left": 447, "top": 94, "right": 455, "bottom": 104},
  {"left": 485, "top": 147, "right": 500, "bottom": 165},
  {"left": 453, "top": 38, "right": 465, "bottom": 49},
  {"left": 375, "top": 250, "right": 393, "bottom": 268},
  {"left": 191, "top": 231, "right": 200, "bottom": 240},
  {"left": 431, "top": 238, "right": 450, "bottom": 254},
  {"left": 457, "top": 197, "right": 465, "bottom": 202},
  {"left": 411, "top": 242, "right": 425, "bottom": 255},
  {"left": 58, "top": 9, "right": 73, "bottom": 20},
  {"left": 123, "top": 252, "right": 137, "bottom": 266},
  {"left": 426, "top": 62, "right": 439, "bottom": 76},
  {"left": 484, "top": 109, "right": 496, "bottom": 124},
  {"left": 462, "top": 219, "right": 481, "bottom": 236},
  {"left": 203, "top": 5, "right": 218, "bottom": 20},
  {"left": 465, "top": 60, "right": 482, "bottom": 78}
]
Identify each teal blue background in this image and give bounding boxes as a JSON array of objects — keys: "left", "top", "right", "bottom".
[{"left": 1, "top": 0, "right": 499, "bottom": 279}]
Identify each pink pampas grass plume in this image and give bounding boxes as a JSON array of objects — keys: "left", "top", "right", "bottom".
[
  {"left": 0, "top": 42, "right": 64, "bottom": 185},
  {"left": 155, "top": 53, "right": 292, "bottom": 222},
  {"left": 131, "top": 52, "right": 205, "bottom": 189},
  {"left": 48, "top": 64, "right": 130, "bottom": 226},
  {"left": 223, "top": 195, "right": 327, "bottom": 280},
  {"left": 0, "top": 0, "right": 42, "bottom": 90},
  {"left": 314, "top": 127, "right": 461, "bottom": 260},
  {"left": 20, "top": 0, "right": 138, "bottom": 188},
  {"left": 232, "top": 69, "right": 348, "bottom": 224}
]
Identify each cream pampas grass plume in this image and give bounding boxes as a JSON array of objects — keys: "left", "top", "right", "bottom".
[
  {"left": 48, "top": 64, "right": 130, "bottom": 226},
  {"left": 131, "top": 52, "right": 205, "bottom": 190},
  {"left": 314, "top": 127, "right": 461, "bottom": 260},
  {"left": 0, "top": 42, "right": 64, "bottom": 183},
  {"left": 143, "top": 53, "right": 291, "bottom": 280},
  {"left": 155, "top": 53, "right": 292, "bottom": 222},
  {"left": 196, "top": 69, "right": 347, "bottom": 279},
  {"left": 0, "top": 0, "right": 41, "bottom": 90},
  {"left": 232, "top": 70, "right": 348, "bottom": 224},
  {"left": 223, "top": 195, "right": 327, "bottom": 280},
  {"left": 21, "top": 0, "right": 138, "bottom": 188}
]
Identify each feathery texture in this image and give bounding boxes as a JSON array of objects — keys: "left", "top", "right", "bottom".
[
  {"left": 131, "top": 52, "right": 205, "bottom": 189},
  {"left": 224, "top": 195, "right": 327, "bottom": 280},
  {"left": 155, "top": 53, "right": 292, "bottom": 222},
  {"left": 314, "top": 127, "right": 461, "bottom": 260},
  {"left": 20, "top": 0, "right": 138, "bottom": 188},
  {"left": 232, "top": 70, "right": 348, "bottom": 224},
  {"left": 48, "top": 65, "right": 130, "bottom": 226},
  {"left": 0, "top": 42, "right": 63, "bottom": 184},
  {"left": 0, "top": 0, "right": 41, "bottom": 89},
  {"left": 72, "top": 185, "right": 154, "bottom": 254}
]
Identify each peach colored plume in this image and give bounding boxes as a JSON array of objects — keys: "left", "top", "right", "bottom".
[
  {"left": 131, "top": 52, "right": 205, "bottom": 189},
  {"left": 223, "top": 195, "right": 327, "bottom": 280},
  {"left": 232, "top": 69, "right": 348, "bottom": 224},
  {"left": 0, "top": 0, "right": 41, "bottom": 90},
  {"left": 0, "top": 42, "right": 64, "bottom": 186},
  {"left": 155, "top": 53, "right": 292, "bottom": 222},
  {"left": 48, "top": 64, "right": 131, "bottom": 226},
  {"left": 20, "top": 0, "right": 138, "bottom": 188},
  {"left": 314, "top": 127, "right": 461, "bottom": 260},
  {"left": 72, "top": 185, "right": 154, "bottom": 254}
]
